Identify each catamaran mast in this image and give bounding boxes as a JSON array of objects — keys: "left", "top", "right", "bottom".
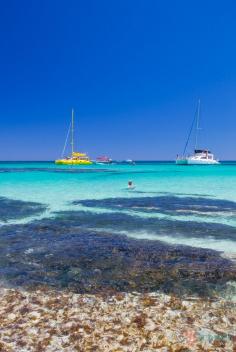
[
  {"left": 71, "top": 108, "right": 74, "bottom": 154},
  {"left": 194, "top": 99, "right": 201, "bottom": 150}
]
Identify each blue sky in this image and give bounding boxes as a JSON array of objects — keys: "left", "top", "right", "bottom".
[{"left": 0, "top": 0, "right": 236, "bottom": 160}]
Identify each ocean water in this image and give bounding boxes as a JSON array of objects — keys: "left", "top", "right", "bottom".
[
  {"left": 0, "top": 161, "right": 236, "bottom": 294},
  {"left": 0, "top": 161, "right": 236, "bottom": 254}
]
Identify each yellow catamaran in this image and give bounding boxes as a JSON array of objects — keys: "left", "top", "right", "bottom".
[{"left": 55, "top": 109, "right": 92, "bottom": 165}]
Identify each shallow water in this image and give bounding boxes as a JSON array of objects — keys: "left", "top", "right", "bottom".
[
  {"left": 0, "top": 161, "right": 236, "bottom": 252},
  {"left": 0, "top": 161, "right": 236, "bottom": 295},
  {"left": 0, "top": 214, "right": 235, "bottom": 296}
]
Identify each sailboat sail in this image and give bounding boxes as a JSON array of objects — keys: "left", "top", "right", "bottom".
[
  {"left": 61, "top": 120, "right": 72, "bottom": 158},
  {"left": 182, "top": 100, "right": 201, "bottom": 157}
]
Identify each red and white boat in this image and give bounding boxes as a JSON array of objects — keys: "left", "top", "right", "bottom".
[{"left": 96, "top": 156, "right": 113, "bottom": 164}]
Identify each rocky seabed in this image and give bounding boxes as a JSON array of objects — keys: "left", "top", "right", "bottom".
[{"left": 0, "top": 287, "right": 235, "bottom": 352}]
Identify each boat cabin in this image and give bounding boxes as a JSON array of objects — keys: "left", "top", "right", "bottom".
[{"left": 193, "top": 149, "right": 214, "bottom": 160}]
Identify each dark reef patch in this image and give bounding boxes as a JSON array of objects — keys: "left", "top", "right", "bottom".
[
  {"left": 74, "top": 195, "right": 236, "bottom": 217},
  {"left": 0, "top": 197, "right": 47, "bottom": 222},
  {"left": 0, "top": 210, "right": 235, "bottom": 296},
  {"left": 55, "top": 210, "right": 236, "bottom": 241}
]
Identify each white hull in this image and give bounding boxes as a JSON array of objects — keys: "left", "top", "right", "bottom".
[
  {"left": 176, "top": 158, "right": 219, "bottom": 165},
  {"left": 187, "top": 158, "right": 219, "bottom": 165}
]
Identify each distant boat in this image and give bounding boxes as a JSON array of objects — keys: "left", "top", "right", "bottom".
[
  {"left": 176, "top": 100, "right": 219, "bottom": 165},
  {"left": 96, "top": 156, "right": 113, "bottom": 164},
  {"left": 124, "top": 159, "right": 135, "bottom": 165},
  {"left": 55, "top": 109, "right": 92, "bottom": 165}
]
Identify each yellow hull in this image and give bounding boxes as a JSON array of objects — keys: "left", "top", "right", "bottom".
[{"left": 55, "top": 159, "right": 93, "bottom": 165}]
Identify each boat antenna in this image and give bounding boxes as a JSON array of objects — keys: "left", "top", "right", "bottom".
[
  {"left": 182, "top": 102, "right": 199, "bottom": 156},
  {"left": 194, "top": 99, "right": 201, "bottom": 150},
  {"left": 71, "top": 108, "right": 74, "bottom": 154}
]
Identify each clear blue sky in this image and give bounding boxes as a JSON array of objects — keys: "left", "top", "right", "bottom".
[{"left": 0, "top": 0, "right": 236, "bottom": 160}]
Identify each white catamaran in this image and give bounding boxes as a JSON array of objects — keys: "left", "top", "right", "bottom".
[{"left": 176, "top": 100, "right": 220, "bottom": 165}]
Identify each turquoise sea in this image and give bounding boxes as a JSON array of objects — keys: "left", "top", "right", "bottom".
[{"left": 0, "top": 161, "right": 236, "bottom": 294}]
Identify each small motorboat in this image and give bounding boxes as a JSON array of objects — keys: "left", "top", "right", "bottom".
[
  {"left": 125, "top": 159, "right": 135, "bottom": 165},
  {"left": 95, "top": 156, "right": 113, "bottom": 164}
]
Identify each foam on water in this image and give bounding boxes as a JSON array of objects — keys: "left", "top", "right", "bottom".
[{"left": 126, "top": 230, "right": 236, "bottom": 253}]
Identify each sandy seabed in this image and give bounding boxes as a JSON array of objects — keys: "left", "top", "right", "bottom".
[{"left": 0, "top": 286, "right": 235, "bottom": 352}]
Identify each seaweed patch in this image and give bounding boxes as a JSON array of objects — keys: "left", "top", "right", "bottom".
[
  {"left": 0, "top": 197, "right": 47, "bottom": 222},
  {"left": 0, "top": 211, "right": 235, "bottom": 296},
  {"left": 56, "top": 209, "right": 236, "bottom": 241},
  {"left": 74, "top": 195, "right": 236, "bottom": 217}
]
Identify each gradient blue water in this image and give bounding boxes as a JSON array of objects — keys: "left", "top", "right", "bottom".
[{"left": 0, "top": 161, "right": 236, "bottom": 253}]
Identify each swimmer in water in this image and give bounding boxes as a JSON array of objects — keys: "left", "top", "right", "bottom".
[{"left": 128, "top": 180, "right": 135, "bottom": 189}]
